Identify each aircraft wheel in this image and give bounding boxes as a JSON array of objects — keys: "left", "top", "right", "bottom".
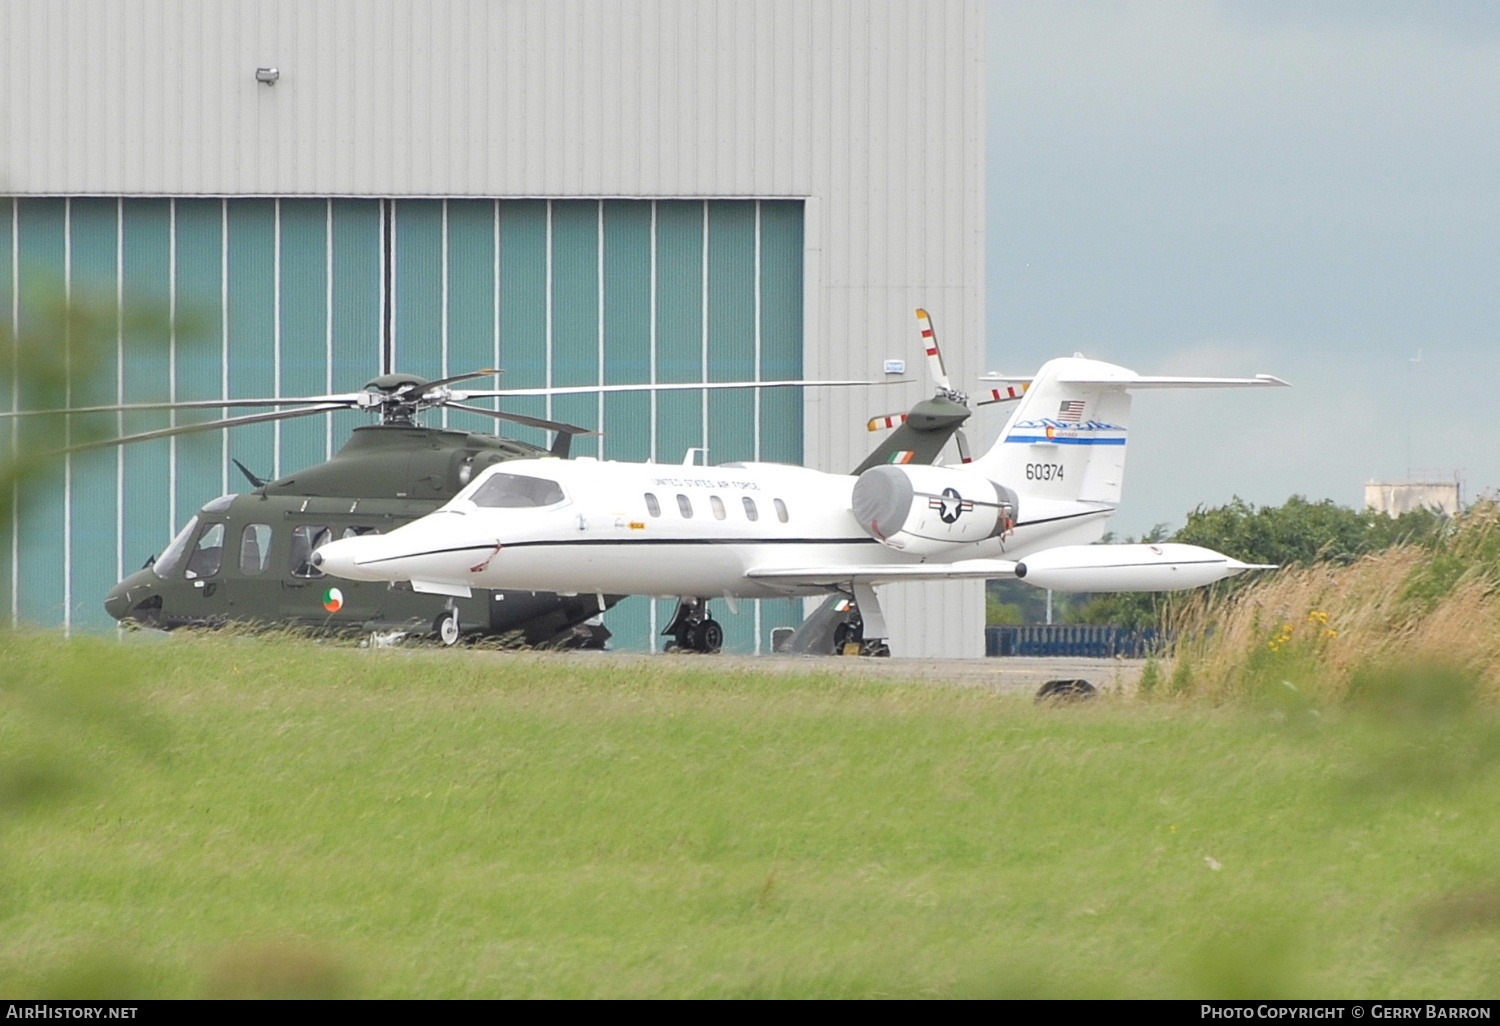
[
  {"left": 1035, "top": 678, "right": 1097, "bottom": 703},
  {"left": 434, "top": 609, "right": 461, "bottom": 647},
  {"left": 691, "top": 618, "right": 724, "bottom": 653},
  {"left": 861, "top": 641, "right": 890, "bottom": 658}
]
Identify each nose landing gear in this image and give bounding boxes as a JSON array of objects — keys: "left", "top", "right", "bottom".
[
  {"left": 433, "top": 605, "right": 461, "bottom": 646},
  {"left": 662, "top": 598, "right": 724, "bottom": 654}
]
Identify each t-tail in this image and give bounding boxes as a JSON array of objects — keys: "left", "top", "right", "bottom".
[{"left": 972, "top": 357, "right": 1289, "bottom": 505}]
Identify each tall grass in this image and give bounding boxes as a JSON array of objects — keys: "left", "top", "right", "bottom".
[{"left": 1162, "top": 502, "right": 1500, "bottom": 705}]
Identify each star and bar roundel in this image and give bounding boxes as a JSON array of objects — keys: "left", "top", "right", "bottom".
[{"left": 928, "top": 487, "right": 973, "bottom": 524}]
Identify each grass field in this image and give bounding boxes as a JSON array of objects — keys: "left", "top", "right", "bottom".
[{"left": 2, "top": 631, "right": 1497, "bottom": 999}]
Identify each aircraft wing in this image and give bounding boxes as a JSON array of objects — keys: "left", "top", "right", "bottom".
[{"left": 745, "top": 559, "right": 1019, "bottom": 587}]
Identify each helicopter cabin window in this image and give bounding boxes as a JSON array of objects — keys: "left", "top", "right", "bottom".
[
  {"left": 239, "top": 524, "right": 271, "bottom": 575},
  {"left": 710, "top": 495, "right": 726, "bottom": 520},
  {"left": 471, "top": 473, "right": 565, "bottom": 508},
  {"left": 184, "top": 523, "right": 225, "bottom": 579},
  {"left": 644, "top": 492, "right": 661, "bottom": 517},
  {"left": 742, "top": 497, "right": 759, "bottom": 521},
  {"left": 290, "top": 525, "right": 332, "bottom": 579},
  {"left": 677, "top": 494, "right": 694, "bottom": 518},
  {"left": 342, "top": 526, "right": 381, "bottom": 539},
  {"left": 153, "top": 516, "right": 200, "bottom": 579},
  {"left": 774, "top": 498, "right": 789, "bottom": 523}
]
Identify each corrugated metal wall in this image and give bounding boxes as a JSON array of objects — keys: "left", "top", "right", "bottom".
[
  {"left": 1, "top": 196, "right": 805, "bottom": 651},
  {"left": 0, "top": 0, "right": 986, "bottom": 656}
]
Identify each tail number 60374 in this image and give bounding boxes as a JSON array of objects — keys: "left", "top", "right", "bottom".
[{"left": 1025, "top": 462, "right": 1064, "bottom": 481}]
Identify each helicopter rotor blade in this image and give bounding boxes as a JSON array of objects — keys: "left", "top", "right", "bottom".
[
  {"left": 0, "top": 394, "right": 365, "bottom": 418},
  {"left": 420, "top": 368, "right": 504, "bottom": 392},
  {"left": 915, "top": 308, "right": 954, "bottom": 393},
  {"left": 976, "top": 385, "right": 1027, "bottom": 407},
  {"left": 63, "top": 402, "right": 351, "bottom": 454},
  {"left": 457, "top": 378, "right": 895, "bottom": 400},
  {"left": 446, "top": 402, "right": 598, "bottom": 437},
  {"left": 954, "top": 427, "right": 974, "bottom": 464},
  {"left": 866, "top": 412, "right": 910, "bottom": 432}
]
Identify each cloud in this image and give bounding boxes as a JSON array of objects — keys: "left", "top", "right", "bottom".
[{"left": 987, "top": 1, "right": 1500, "bottom": 523}]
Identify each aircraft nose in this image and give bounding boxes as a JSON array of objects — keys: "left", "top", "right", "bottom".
[{"left": 313, "top": 536, "right": 381, "bottom": 582}]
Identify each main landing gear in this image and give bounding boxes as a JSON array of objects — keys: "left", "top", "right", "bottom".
[
  {"left": 662, "top": 598, "right": 724, "bottom": 654},
  {"left": 833, "top": 613, "right": 891, "bottom": 658},
  {"left": 835, "top": 582, "right": 891, "bottom": 657}
]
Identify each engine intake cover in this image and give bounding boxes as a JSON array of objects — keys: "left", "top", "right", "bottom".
[{"left": 852, "top": 464, "right": 1017, "bottom": 557}]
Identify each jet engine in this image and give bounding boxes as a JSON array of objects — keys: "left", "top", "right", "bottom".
[
  {"left": 1014, "top": 543, "right": 1268, "bottom": 592},
  {"left": 852, "top": 464, "right": 1018, "bottom": 557}
]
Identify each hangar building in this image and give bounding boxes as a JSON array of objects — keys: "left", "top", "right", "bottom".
[{"left": 1, "top": 0, "right": 987, "bottom": 656}]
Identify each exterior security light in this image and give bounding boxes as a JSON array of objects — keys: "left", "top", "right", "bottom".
[
  {"left": 255, "top": 67, "right": 280, "bottom": 85},
  {"left": 883, "top": 359, "right": 906, "bottom": 375}
]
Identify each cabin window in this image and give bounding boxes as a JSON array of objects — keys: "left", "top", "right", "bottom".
[
  {"left": 185, "top": 523, "right": 225, "bottom": 579},
  {"left": 645, "top": 492, "right": 661, "bottom": 517},
  {"left": 239, "top": 524, "right": 271, "bottom": 575},
  {"left": 710, "top": 495, "right": 726, "bottom": 520},
  {"left": 342, "top": 526, "right": 381, "bottom": 538},
  {"left": 742, "top": 497, "right": 759, "bottom": 521},
  {"left": 153, "top": 516, "right": 199, "bottom": 579},
  {"left": 470, "top": 472, "right": 565, "bottom": 508},
  {"left": 774, "top": 498, "right": 789, "bottom": 523},
  {"left": 290, "top": 525, "right": 332, "bottom": 579},
  {"left": 677, "top": 494, "right": 694, "bottom": 518}
]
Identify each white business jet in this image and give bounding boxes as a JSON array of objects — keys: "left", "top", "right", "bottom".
[{"left": 312, "top": 345, "right": 1287, "bottom": 654}]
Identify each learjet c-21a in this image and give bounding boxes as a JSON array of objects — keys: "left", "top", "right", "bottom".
[{"left": 312, "top": 352, "right": 1288, "bottom": 654}]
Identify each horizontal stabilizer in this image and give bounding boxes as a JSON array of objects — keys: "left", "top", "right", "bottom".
[
  {"left": 746, "top": 559, "right": 1019, "bottom": 587},
  {"left": 982, "top": 371, "right": 1288, "bottom": 390}
]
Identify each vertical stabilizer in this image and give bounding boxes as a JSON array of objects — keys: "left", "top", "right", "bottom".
[{"left": 973, "top": 357, "right": 1136, "bottom": 505}]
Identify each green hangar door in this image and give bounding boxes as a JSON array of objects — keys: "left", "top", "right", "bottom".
[{"left": 0, "top": 198, "right": 805, "bottom": 653}]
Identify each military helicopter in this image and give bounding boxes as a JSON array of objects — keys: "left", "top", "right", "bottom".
[
  {"left": 19, "top": 368, "right": 876, "bottom": 647},
  {"left": 58, "top": 370, "right": 607, "bottom": 645}
]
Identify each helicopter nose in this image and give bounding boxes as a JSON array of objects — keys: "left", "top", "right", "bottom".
[{"left": 104, "top": 581, "right": 133, "bottom": 620}]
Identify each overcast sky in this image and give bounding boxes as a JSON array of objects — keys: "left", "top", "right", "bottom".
[{"left": 986, "top": 0, "right": 1500, "bottom": 537}]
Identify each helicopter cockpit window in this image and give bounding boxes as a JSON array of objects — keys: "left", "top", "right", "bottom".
[
  {"left": 185, "top": 523, "right": 225, "bottom": 580},
  {"left": 153, "top": 516, "right": 200, "bottom": 579},
  {"left": 239, "top": 524, "right": 271, "bottom": 575},
  {"left": 470, "top": 473, "right": 565, "bottom": 508},
  {"left": 290, "top": 525, "right": 332, "bottom": 579}
]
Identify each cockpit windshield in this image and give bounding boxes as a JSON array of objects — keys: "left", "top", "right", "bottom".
[
  {"left": 469, "top": 473, "right": 565, "bottom": 508},
  {"left": 153, "top": 516, "right": 200, "bottom": 579}
]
